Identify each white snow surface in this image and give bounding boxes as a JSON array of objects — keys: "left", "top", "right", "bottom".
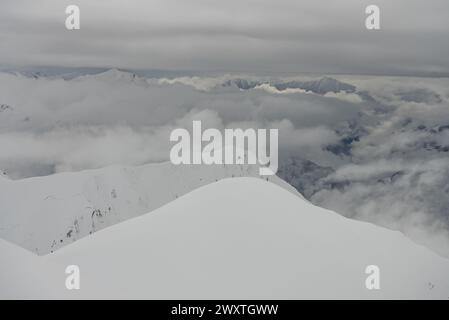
[
  {"left": 0, "top": 162, "right": 297, "bottom": 255},
  {"left": 1, "top": 178, "right": 448, "bottom": 299}
]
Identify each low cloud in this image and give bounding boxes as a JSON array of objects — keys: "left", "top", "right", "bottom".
[{"left": 1, "top": 70, "right": 449, "bottom": 256}]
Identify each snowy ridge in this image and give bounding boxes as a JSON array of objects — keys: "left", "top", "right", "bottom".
[
  {"left": 0, "top": 162, "right": 297, "bottom": 255},
  {"left": 74, "top": 69, "right": 149, "bottom": 86},
  {"left": 159, "top": 74, "right": 358, "bottom": 95},
  {"left": 1, "top": 178, "right": 448, "bottom": 299}
]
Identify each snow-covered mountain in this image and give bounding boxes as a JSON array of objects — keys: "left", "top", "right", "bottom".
[
  {"left": 0, "top": 162, "right": 297, "bottom": 255},
  {"left": 1, "top": 177, "right": 448, "bottom": 299},
  {"left": 1, "top": 69, "right": 449, "bottom": 257},
  {"left": 271, "top": 76, "right": 356, "bottom": 94},
  {"left": 0, "top": 67, "right": 108, "bottom": 80},
  {"left": 168, "top": 75, "right": 358, "bottom": 95},
  {"left": 74, "top": 68, "right": 149, "bottom": 86}
]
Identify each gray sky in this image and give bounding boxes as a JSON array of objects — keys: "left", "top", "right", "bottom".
[{"left": 1, "top": 0, "right": 449, "bottom": 75}]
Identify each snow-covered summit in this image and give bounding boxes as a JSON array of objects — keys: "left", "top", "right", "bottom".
[
  {"left": 1, "top": 177, "right": 448, "bottom": 299},
  {"left": 76, "top": 69, "right": 148, "bottom": 85},
  {"left": 0, "top": 162, "right": 296, "bottom": 255},
  {"left": 272, "top": 76, "right": 356, "bottom": 94}
]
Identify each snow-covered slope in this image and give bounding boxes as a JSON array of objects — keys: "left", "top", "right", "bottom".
[
  {"left": 1, "top": 178, "right": 448, "bottom": 299},
  {"left": 74, "top": 68, "right": 149, "bottom": 86},
  {"left": 0, "top": 162, "right": 297, "bottom": 255}
]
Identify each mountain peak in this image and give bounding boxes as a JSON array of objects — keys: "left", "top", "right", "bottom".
[
  {"left": 1, "top": 177, "right": 449, "bottom": 298},
  {"left": 87, "top": 68, "right": 148, "bottom": 85}
]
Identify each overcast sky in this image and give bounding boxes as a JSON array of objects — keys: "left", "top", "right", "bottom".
[{"left": 1, "top": 0, "right": 449, "bottom": 75}]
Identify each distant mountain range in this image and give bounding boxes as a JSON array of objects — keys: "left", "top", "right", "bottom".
[{"left": 1, "top": 68, "right": 448, "bottom": 258}]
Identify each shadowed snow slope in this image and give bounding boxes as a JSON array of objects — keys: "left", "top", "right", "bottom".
[{"left": 1, "top": 178, "right": 448, "bottom": 299}]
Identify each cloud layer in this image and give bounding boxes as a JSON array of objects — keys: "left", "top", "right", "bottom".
[
  {"left": 1, "top": 70, "right": 449, "bottom": 257},
  {"left": 1, "top": 0, "right": 449, "bottom": 75}
]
